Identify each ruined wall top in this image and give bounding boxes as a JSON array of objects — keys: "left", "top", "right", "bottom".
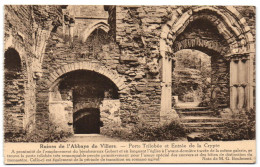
[{"left": 66, "top": 5, "right": 108, "bottom": 18}]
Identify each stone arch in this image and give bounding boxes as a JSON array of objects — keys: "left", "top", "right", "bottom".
[
  {"left": 173, "top": 38, "right": 226, "bottom": 55},
  {"left": 160, "top": 6, "right": 255, "bottom": 119},
  {"left": 81, "top": 21, "right": 110, "bottom": 43},
  {"left": 160, "top": 6, "right": 254, "bottom": 55},
  {"left": 4, "top": 34, "right": 36, "bottom": 132},
  {"left": 46, "top": 62, "right": 124, "bottom": 134},
  {"left": 4, "top": 47, "right": 27, "bottom": 133},
  {"left": 5, "top": 38, "right": 28, "bottom": 72},
  {"left": 47, "top": 61, "right": 126, "bottom": 92}
]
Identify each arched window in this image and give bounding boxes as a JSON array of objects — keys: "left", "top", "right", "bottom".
[{"left": 4, "top": 48, "right": 22, "bottom": 77}]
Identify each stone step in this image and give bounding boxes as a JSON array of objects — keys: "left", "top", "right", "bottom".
[
  {"left": 183, "top": 122, "right": 222, "bottom": 127},
  {"left": 180, "top": 115, "right": 226, "bottom": 132},
  {"left": 187, "top": 126, "right": 224, "bottom": 132},
  {"left": 176, "top": 107, "right": 209, "bottom": 111},
  {"left": 178, "top": 110, "right": 215, "bottom": 116},
  {"left": 180, "top": 116, "right": 224, "bottom": 123}
]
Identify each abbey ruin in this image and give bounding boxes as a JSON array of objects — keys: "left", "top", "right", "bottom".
[{"left": 4, "top": 5, "right": 255, "bottom": 136}]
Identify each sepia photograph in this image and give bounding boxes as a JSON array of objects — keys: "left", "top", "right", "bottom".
[{"left": 2, "top": 3, "right": 256, "bottom": 164}]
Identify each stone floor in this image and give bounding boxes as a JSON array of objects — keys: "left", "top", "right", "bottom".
[
  {"left": 67, "top": 134, "right": 124, "bottom": 142},
  {"left": 67, "top": 134, "right": 188, "bottom": 142},
  {"left": 176, "top": 101, "right": 200, "bottom": 108}
]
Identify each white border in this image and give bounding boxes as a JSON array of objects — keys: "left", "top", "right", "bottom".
[{"left": 0, "top": 0, "right": 258, "bottom": 167}]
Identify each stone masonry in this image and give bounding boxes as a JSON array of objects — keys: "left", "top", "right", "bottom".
[{"left": 4, "top": 5, "right": 255, "bottom": 135}]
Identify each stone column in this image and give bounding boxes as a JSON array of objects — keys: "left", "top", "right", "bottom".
[
  {"left": 247, "top": 52, "right": 254, "bottom": 110},
  {"left": 69, "top": 16, "right": 75, "bottom": 44},
  {"left": 166, "top": 56, "right": 172, "bottom": 111},
  {"left": 62, "top": 9, "right": 67, "bottom": 37},
  {"left": 229, "top": 53, "right": 250, "bottom": 113},
  {"left": 63, "top": 9, "right": 70, "bottom": 40},
  {"left": 230, "top": 59, "right": 238, "bottom": 112},
  {"left": 237, "top": 59, "right": 245, "bottom": 111},
  {"left": 160, "top": 51, "right": 172, "bottom": 117},
  {"left": 160, "top": 50, "right": 179, "bottom": 121}
]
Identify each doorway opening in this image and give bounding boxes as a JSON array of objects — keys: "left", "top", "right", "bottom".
[
  {"left": 49, "top": 69, "right": 119, "bottom": 134},
  {"left": 173, "top": 49, "right": 211, "bottom": 108},
  {"left": 73, "top": 108, "right": 101, "bottom": 134}
]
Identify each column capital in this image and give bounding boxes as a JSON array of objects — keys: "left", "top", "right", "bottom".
[
  {"left": 230, "top": 83, "right": 248, "bottom": 88},
  {"left": 226, "top": 52, "right": 250, "bottom": 62}
]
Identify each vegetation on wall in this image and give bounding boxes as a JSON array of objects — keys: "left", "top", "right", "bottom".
[
  {"left": 5, "top": 121, "right": 72, "bottom": 142},
  {"left": 173, "top": 49, "right": 211, "bottom": 104},
  {"left": 102, "top": 119, "right": 189, "bottom": 141},
  {"left": 191, "top": 108, "right": 256, "bottom": 141}
]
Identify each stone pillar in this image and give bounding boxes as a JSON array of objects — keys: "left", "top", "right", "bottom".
[
  {"left": 166, "top": 56, "right": 172, "bottom": 111},
  {"left": 160, "top": 50, "right": 178, "bottom": 121},
  {"left": 237, "top": 59, "right": 245, "bottom": 111},
  {"left": 62, "top": 9, "right": 67, "bottom": 37},
  {"left": 230, "top": 59, "right": 238, "bottom": 112},
  {"left": 160, "top": 50, "right": 172, "bottom": 116},
  {"left": 229, "top": 53, "right": 250, "bottom": 113},
  {"left": 247, "top": 52, "right": 254, "bottom": 110},
  {"left": 63, "top": 9, "right": 70, "bottom": 40},
  {"left": 69, "top": 16, "right": 75, "bottom": 43}
]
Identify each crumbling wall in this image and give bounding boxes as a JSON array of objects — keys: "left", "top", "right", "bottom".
[
  {"left": 4, "top": 6, "right": 33, "bottom": 133},
  {"left": 4, "top": 49, "right": 25, "bottom": 133},
  {"left": 4, "top": 5, "right": 63, "bottom": 134},
  {"left": 108, "top": 5, "right": 256, "bottom": 119},
  {"left": 110, "top": 6, "right": 173, "bottom": 124},
  {"left": 4, "top": 5, "right": 256, "bottom": 136}
]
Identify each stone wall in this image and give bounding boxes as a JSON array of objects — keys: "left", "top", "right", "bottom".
[
  {"left": 4, "top": 48, "right": 25, "bottom": 133},
  {"left": 112, "top": 6, "right": 172, "bottom": 123},
  {"left": 4, "top": 5, "right": 256, "bottom": 135},
  {"left": 37, "top": 6, "right": 165, "bottom": 133},
  {"left": 109, "top": 5, "right": 255, "bottom": 118},
  {"left": 4, "top": 5, "right": 63, "bottom": 133},
  {"left": 4, "top": 6, "right": 32, "bottom": 133}
]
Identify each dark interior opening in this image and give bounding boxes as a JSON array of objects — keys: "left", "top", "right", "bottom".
[
  {"left": 73, "top": 108, "right": 101, "bottom": 134},
  {"left": 4, "top": 48, "right": 24, "bottom": 109},
  {"left": 4, "top": 48, "right": 22, "bottom": 78},
  {"left": 56, "top": 70, "right": 119, "bottom": 134}
]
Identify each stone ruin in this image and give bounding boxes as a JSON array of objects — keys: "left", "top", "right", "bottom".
[{"left": 4, "top": 5, "right": 255, "bottom": 135}]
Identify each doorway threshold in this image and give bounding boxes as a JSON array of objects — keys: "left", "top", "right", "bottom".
[{"left": 73, "top": 134, "right": 101, "bottom": 137}]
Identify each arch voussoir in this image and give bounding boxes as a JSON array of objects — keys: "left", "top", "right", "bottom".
[
  {"left": 56, "top": 68, "right": 63, "bottom": 77},
  {"left": 47, "top": 61, "right": 126, "bottom": 91}
]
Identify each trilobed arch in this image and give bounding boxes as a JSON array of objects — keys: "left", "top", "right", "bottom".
[
  {"left": 160, "top": 6, "right": 254, "bottom": 55},
  {"left": 159, "top": 6, "right": 255, "bottom": 119}
]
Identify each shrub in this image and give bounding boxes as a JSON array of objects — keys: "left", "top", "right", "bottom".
[
  {"left": 103, "top": 119, "right": 189, "bottom": 141},
  {"left": 5, "top": 121, "right": 72, "bottom": 142},
  {"left": 198, "top": 108, "right": 255, "bottom": 141}
]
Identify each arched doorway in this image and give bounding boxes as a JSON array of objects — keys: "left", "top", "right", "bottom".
[
  {"left": 4, "top": 48, "right": 25, "bottom": 132},
  {"left": 49, "top": 69, "right": 120, "bottom": 134},
  {"left": 172, "top": 18, "right": 230, "bottom": 110},
  {"left": 160, "top": 7, "right": 254, "bottom": 120},
  {"left": 173, "top": 49, "right": 212, "bottom": 108}
]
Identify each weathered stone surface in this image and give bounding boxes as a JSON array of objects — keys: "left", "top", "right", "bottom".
[{"left": 4, "top": 5, "right": 255, "bottom": 136}]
